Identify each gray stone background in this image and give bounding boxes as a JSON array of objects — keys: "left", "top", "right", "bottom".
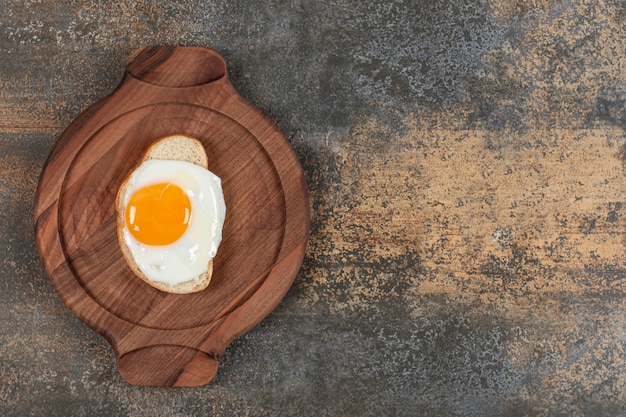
[{"left": 2, "top": 0, "right": 626, "bottom": 416}]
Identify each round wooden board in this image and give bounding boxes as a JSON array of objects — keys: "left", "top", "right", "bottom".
[{"left": 33, "top": 46, "right": 310, "bottom": 386}]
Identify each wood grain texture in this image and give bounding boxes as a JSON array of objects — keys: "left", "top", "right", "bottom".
[{"left": 33, "top": 46, "right": 310, "bottom": 386}]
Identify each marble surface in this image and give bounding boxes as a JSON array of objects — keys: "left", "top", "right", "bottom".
[{"left": 2, "top": 0, "right": 626, "bottom": 415}]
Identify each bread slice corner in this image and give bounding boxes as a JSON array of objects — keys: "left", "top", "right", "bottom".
[{"left": 143, "top": 134, "right": 209, "bottom": 169}]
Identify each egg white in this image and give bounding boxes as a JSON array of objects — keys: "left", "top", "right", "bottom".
[{"left": 118, "top": 159, "right": 226, "bottom": 285}]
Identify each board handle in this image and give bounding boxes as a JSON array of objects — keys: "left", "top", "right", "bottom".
[
  {"left": 126, "top": 45, "right": 228, "bottom": 88},
  {"left": 117, "top": 345, "right": 219, "bottom": 387}
]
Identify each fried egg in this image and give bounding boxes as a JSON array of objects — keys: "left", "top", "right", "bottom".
[{"left": 117, "top": 159, "right": 226, "bottom": 286}]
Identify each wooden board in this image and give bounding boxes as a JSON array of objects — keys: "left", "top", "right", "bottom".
[{"left": 33, "top": 46, "right": 310, "bottom": 387}]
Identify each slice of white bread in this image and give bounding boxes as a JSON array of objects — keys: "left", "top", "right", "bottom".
[{"left": 116, "top": 134, "right": 214, "bottom": 294}]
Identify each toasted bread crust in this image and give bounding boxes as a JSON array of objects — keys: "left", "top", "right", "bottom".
[
  {"left": 143, "top": 134, "right": 209, "bottom": 168},
  {"left": 116, "top": 134, "right": 214, "bottom": 294}
]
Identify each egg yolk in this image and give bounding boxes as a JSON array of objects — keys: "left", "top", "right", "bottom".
[{"left": 125, "top": 182, "right": 191, "bottom": 246}]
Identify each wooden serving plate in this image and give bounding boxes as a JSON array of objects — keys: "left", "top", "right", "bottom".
[{"left": 33, "top": 46, "right": 310, "bottom": 386}]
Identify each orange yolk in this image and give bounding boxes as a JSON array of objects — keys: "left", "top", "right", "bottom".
[{"left": 125, "top": 182, "right": 191, "bottom": 246}]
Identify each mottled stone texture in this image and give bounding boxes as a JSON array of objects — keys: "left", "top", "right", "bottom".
[{"left": 2, "top": 0, "right": 626, "bottom": 416}]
